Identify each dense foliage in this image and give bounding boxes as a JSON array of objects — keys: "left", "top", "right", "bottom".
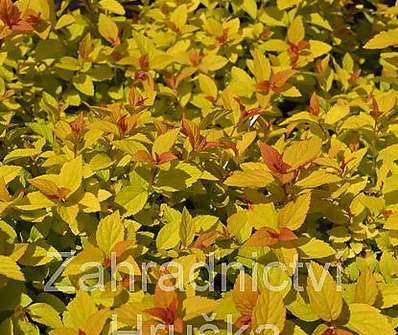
[{"left": 1, "top": 0, "right": 398, "bottom": 334}]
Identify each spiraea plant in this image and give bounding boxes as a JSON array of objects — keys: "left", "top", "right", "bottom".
[{"left": 0, "top": 0, "right": 398, "bottom": 334}]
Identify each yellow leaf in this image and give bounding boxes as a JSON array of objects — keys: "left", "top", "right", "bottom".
[
  {"left": 79, "top": 192, "right": 101, "bottom": 213},
  {"left": 325, "top": 99, "right": 350, "bottom": 125},
  {"left": 283, "top": 137, "right": 322, "bottom": 169},
  {"left": 306, "top": 262, "right": 343, "bottom": 322},
  {"left": 298, "top": 238, "right": 336, "bottom": 259},
  {"left": 73, "top": 73, "right": 94, "bottom": 96},
  {"left": 201, "top": 54, "right": 228, "bottom": 72},
  {"left": 59, "top": 156, "right": 83, "bottom": 196},
  {"left": 0, "top": 177, "right": 11, "bottom": 202},
  {"left": 183, "top": 296, "right": 219, "bottom": 320},
  {"left": 170, "top": 4, "right": 187, "bottom": 30},
  {"left": 253, "top": 49, "right": 271, "bottom": 81},
  {"left": 28, "top": 177, "right": 61, "bottom": 198},
  {"left": 278, "top": 193, "right": 311, "bottom": 231},
  {"left": 286, "top": 291, "right": 319, "bottom": 322},
  {"left": 4, "top": 148, "right": 40, "bottom": 163},
  {"left": 248, "top": 203, "right": 278, "bottom": 230},
  {"left": 228, "top": 67, "right": 255, "bottom": 97},
  {"left": 364, "top": 28, "right": 398, "bottom": 49},
  {"left": 15, "top": 191, "right": 56, "bottom": 210},
  {"left": 354, "top": 266, "right": 378, "bottom": 305},
  {"left": 0, "top": 165, "right": 22, "bottom": 184},
  {"left": 81, "top": 309, "right": 110, "bottom": 335},
  {"left": 0, "top": 255, "right": 24, "bottom": 281},
  {"left": 296, "top": 171, "right": 341, "bottom": 188},
  {"left": 57, "top": 204, "right": 79, "bottom": 226},
  {"left": 98, "top": 14, "right": 120, "bottom": 46},
  {"left": 277, "top": 0, "right": 302, "bottom": 10},
  {"left": 232, "top": 273, "right": 258, "bottom": 316},
  {"left": 96, "top": 211, "right": 125, "bottom": 255},
  {"left": 198, "top": 74, "right": 217, "bottom": 98},
  {"left": 152, "top": 128, "right": 179, "bottom": 156},
  {"left": 225, "top": 163, "right": 274, "bottom": 188},
  {"left": 63, "top": 246, "right": 104, "bottom": 276},
  {"left": 236, "top": 131, "right": 257, "bottom": 157},
  {"left": 179, "top": 208, "right": 195, "bottom": 247},
  {"left": 309, "top": 40, "right": 332, "bottom": 58},
  {"left": 253, "top": 288, "right": 286, "bottom": 335},
  {"left": 242, "top": 0, "right": 257, "bottom": 19},
  {"left": 261, "top": 39, "right": 289, "bottom": 52},
  {"left": 287, "top": 16, "right": 305, "bottom": 44},
  {"left": 99, "top": 0, "right": 125, "bottom": 15},
  {"left": 63, "top": 291, "right": 97, "bottom": 331},
  {"left": 345, "top": 303, "right": 395, "bottom": 335},
  {"left": 27, "top": 303, "right": 63, "bottom": 329}
]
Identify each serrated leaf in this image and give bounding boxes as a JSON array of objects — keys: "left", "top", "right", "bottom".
[
  {"left": 115, "top": 185, "right": 148, "bottom": 216},
  {"left": 96, "top": 211, "right": 125, "bottom": 255},
  {"left": 307, "top": 262, "right": 342, "bottom": 321},
  {"left": 179, "top": 207, "right": 195, "bottom": 247},
  {"left": 225, "top": 163, "right": 274, "bottom": 188},
  {"left": 0, "top": 256, "right": 24, "bottom": 281},
  {"left": 354, "top": 266, "right": 378, "bottom": 305},
  {"left": 278, "top": 193, "right": 311, "bottom": 231},
  {"left": 63, "top": 291, "right": 97, "bottom": 330},
  {"left": 345, "top": 303, "right": 395, "bottom": 335},
  {"left": 183, "top": 296, "right": 219, "bottom": 320},
  {"left": 253, "top": 288, "right": 286, "bottom": 335},
  {"left": 152, "top": 128, "right": 179, "bottom": 156},
  {"left": 299, "top": 238, "right": 336, "bottom": 259},
  {"left": 283, "top": 138, "right": 322, "bottom": 169},
  {"left": 27, "top": 303, "right": 63, "bottom": 329},
  {"left": 232, "top": 273, "right": 258, "bottom": 316}
]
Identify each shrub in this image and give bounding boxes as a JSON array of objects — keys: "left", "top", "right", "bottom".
[{"left": 0, "top": 0, "right": 397, "bottom": 334}]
